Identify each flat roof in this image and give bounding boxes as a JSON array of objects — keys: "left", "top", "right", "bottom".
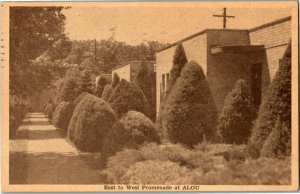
[
  {"left": 156, "top": 29, "right": 248, "bottom": 53},
  {"left": 112, "top": 60, "right": 156, "bottom": 71},
  {"left": 156, "top": 16, "right": 291, "bottom": 54}
]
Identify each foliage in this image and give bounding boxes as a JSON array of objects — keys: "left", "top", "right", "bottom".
[
  {"left": 101, "top": 85, "right": 113, "bottom": 101},
  {"left": 44, "top": 102, "right": 55, "bottom": 120},
  {"left": 166, "top": 43, "right": 188, "bottom": 94},
  {"left": 162, "top": 60, "right": 218, "bottom": 147},
  {"left": 52, "top": 101, "right": 75, "bottom": 129},
  {"left": 218, "top": 79, "right": 256, "bottom": 144},
  {"left": 67, "top": 94, "right": 118, "bottom": 152},
  {"left": 59, "top": 78, "right": 79, "bottom": 102},
  {"left": 108, "top": 79, "right": 150, "bottom": 118},
  {"left": 9, "top": 103, "right": 27, "bottom": 139},
  {"left": 112, "top": 73, "right": 120, "bottom": 88},
  {"left": 134, "top": 60, "right": 156, "bottom": 120},
  {"left": 101, "top": 111, "right": 160, "bottom": 165},
  {"left": 120, "top": 160, "right": 190, "bottom": 184},
  {"left": 73, "top": 92, "right": 89, "bottom": 107},
  {"left": 79, "top": 70, "right": 93, "bottom": 94},
  {"left": 102, "top": 142, "right": 291, "bottom": 185},
  {"left": 94, "top": 76, "right": 108, "bottom": 97},
  {"left": 249, "top": 46, "right": 291, "bottom": 155},
  {"left": 10, "top": 7, "right": 69, "bottom": 96},
  {"left": 260, "top": 120, "right": 291, "bottom": 158}
]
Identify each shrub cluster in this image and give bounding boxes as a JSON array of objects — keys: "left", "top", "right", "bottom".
[
  {"left": 249, "top": 45, "right": 291, "bottom": 157},
  {"left": 101, "top": 111, "right": 160, "bottom": 164},
  {"left": 162, "top": 61, "right": 218, "bottom": 147},
  {"left": 67, "top": 94, "right": 118, "bottom": 152},
  {"left": 52, "top": 101, "right": 75, "bottom": 129},
  {"left": 108, "top": 79, "right": 150, "bottom": 118},
  {"left": 9, "top": 103, "right": 27, "bottom": 138},
  {"left": 101, "top": 143, "right": 291, "bottom": 185},
  {"left": 218, "top": 79, "right": 256, "bottom": 144}
]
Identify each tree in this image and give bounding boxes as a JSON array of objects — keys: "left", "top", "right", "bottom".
[
  {"left": 112, "top": 73, "right": 120, "bottom": 88},
  {"left": 59, "top": 78, "right": 79, "bottom": 102},
  {"left": 108, "top": 79, "right": 150, "bottom": 118},
  {"left": 218, "top": 79, "right": 256, "bottom": 144},
  {"left": 162, "top": 60, "right": 218, "bottom": 147},
  {"left": 249, "top": 43, "right": 291, "bottom": 156},
  {"left": 166, "top": 43, "right": 188, "bottom": 94},
  {"left": 10, "top": 7, "right": 68, "bottom": 96},
  {"left": 79, "top": 70, "right": 93, "bottom": 94}
]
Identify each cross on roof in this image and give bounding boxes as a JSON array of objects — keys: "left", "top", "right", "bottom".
[{"left": 213, "top": 8, "right": 235, "bottom": 29}]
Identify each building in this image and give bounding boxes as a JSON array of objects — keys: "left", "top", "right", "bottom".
[
  {"left": 156, "top": 16, "right": 291, "bottom": 115},
  {"left": 112, "top": 61, "right": 155, "bottom": 82}
]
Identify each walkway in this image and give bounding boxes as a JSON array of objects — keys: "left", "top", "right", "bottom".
[{"left": 9, "top": 113, "right": 103, "bottom": 184}]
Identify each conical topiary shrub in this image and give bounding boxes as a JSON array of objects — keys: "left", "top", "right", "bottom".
[
  {"left": 218, "top": 79, "right": 256, "bottom": 144},
  {"left": 67, "top": 94, "right": 118, "bottom": 152},
  {"left": 100, "top": 111, "right": 160, "bottom": 165},
  {"left": 162, "top": 60, "right": 218, "bottom": 147},
  {"left": 101, "top": 84, "right": 113, "bottom": 101},
  {"left": 52, "top": 101, "right": 75, "bottom": 129},
  {"left": 248, "top": 44, "right": 291, "bottom": 156},
  {"left": 108, "top": 79, "right": 150, "bottom": 118}
]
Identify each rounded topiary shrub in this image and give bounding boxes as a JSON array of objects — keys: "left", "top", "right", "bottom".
[
  {"left": 101, "top": 84, "right": 113, "bottom": 101},
  {"left": 218, "top": 79, "right": 256, "bottom": 144},
  {"left": 73, "top": 92, "right": 89, "bottom": 107},
  {"left": 67, "top": 94, "right": 118, "bottom": 152},
  {"left": 108, "top": 79, "right": 150, "bottom": 118},
  {"left": 101, "top": 111, "right": 160, "bottom": 164},
  {"left": 52, "top": 101, "right": 75, "bottom": 129},
  {"left": 249, "top": 48, "right": 291, "bottom": 155},
  {"left": 162, "top": 60, "right": 218, "bottom": 147}
]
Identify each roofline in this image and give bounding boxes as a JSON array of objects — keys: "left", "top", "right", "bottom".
[
  {"left": 111, "top": 63, "right": 130, "bottom": 71},
  {"left": 156, "top": 29, "right": 248, "bottom": 53},
  {"left": 156, "top": 16, "right": 291, "bottom": 54},
  {"left": 249, "top": 16, "right": 291, "bottom": 32}
]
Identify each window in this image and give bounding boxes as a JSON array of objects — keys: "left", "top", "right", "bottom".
[{"left": 162, "top": 74, "right": 165, "bottom": 92}]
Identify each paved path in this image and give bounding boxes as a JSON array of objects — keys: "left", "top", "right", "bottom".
[{"left": 9, "top": 113, "right": 103, "bottom": 184}]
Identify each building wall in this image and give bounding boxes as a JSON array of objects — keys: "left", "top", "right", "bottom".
[
  {"left": 249, "top": 18, "right": 291, "bottom": 81},
  {"left": 112, "top": 64, "right": 131, "bottom": 82},
  {"left": 155, "top": 34, "right": 207, "bottom": 114}
]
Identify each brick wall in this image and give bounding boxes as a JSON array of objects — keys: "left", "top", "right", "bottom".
[
  {"left": 155, "top": 33, "right": 207, "bottom": 114},
  {"left": 249, "top": 18, "right": 291, "bottom": 81},
  {"left": 112, "top": 64, "right": 131, "bottom": 82}
]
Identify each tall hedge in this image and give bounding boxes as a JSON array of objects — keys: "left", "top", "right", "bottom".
[
  {"left": 218, "top": 79, "right": 256, "bottom": 144},
  {"left": 102, "top": 84, "right": 113, "bottom": 101},
  {"left": 67, "top": 94, "right": 118, "bottom": 152},
  {"left": 59, "top": 78, "right": 79, "bottom": 102},
  {"left": 94, "top": 76, "right": 108, "bottom": 97},
  {"left": 52, "top": 101, "right": 75, "bottom": 129},
  {"left": 44, "top": 102, "right": 54, "bottom": 120},
  {"left": 101, "top": 111, "right": 160, "bottom": 164},
  {"left": 108, "top": 79, "right": 150, "bottom": 118},
  {"left": 112, "top": 73, "right": 120, "bottom": 88},
  {"left": 249, "top": 44, "right": 291, "bottom": 156},
  {"left": 166, "top": 43, "right": 188, "bottom": 94},
  {"left": 162, "top": 60, "right": 218, "bottom": 147}
]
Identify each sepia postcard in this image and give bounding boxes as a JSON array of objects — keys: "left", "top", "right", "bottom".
[{"left": 1, "top": 1, "right": 299, "bottom": 192}]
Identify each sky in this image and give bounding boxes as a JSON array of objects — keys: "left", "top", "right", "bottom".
[{"left": 62, "top": 5, "right": 291, "bottom": 45}]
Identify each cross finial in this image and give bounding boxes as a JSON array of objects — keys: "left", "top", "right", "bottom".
[{"left": 213, "top": 7, "right": 235, "bottom": 29}]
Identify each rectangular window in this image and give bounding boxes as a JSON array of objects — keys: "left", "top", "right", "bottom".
[{"left": 162, "top": 74, "right": 165, "bottom": 92}]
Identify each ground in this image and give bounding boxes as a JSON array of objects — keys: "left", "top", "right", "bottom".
[{"left": 9, "top": 113, "right": 103, "bottom": 184}]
